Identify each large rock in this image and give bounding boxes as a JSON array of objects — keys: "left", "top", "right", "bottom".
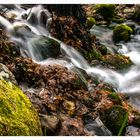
[{"left": 0, "top": 79, "right": 42, "bottom": 136}]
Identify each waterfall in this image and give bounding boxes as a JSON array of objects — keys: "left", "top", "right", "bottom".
[{"left": 1, "top": 4, "right": 140, "bottom": 110}]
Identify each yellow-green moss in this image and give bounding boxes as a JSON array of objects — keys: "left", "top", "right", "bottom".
[
  {"left": 0, "top": 79, "right": 42, "bottom": 136},
  {"left": 113, "top": 24, "right": 133, "bottom": 42},
  {"left": 86, "top": 17, "right": 96, "bottom": 29}
]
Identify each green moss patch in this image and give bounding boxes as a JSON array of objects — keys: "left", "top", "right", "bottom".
[
  {"left": 86, "top": 17, "right": 96, "bottom": 29},
  {"left": 113, "top": 24, "right": 133, "bottom": 42},
  {"left": 0, "top": 79, "right": 42, "bottom": 136}
]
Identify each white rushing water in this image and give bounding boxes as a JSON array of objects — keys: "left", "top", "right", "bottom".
[{"left": 1, "top": 5, "right": 140, "bottom": 109}]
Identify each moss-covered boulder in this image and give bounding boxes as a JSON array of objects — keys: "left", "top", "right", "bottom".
[
  {"left": 86, "top": 17, "right": 96, "bottom": 29},
  {"left": 30, "top": 35, "right": 60, "bottom": 61},
  {"left": 0, "top": 79, "right": 42, "bottom": 136},
  {"left": 103, "top": 105, "right": 128, "bottom": 135},
  {"left": 113, "top": 24, "right": 133, "bottom": 42},
  {"left": 95, "top": 4, "right": 116, "bottom": 21},
  {"left": 102, "top": 54, "right": 133, "bottom": 70}
]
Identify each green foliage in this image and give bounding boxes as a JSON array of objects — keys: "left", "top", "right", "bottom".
[
  {"left": 113, "top": 24, "right": 133, "bottom": 42},
  {"left": 0, "top": 79, "right": 42, "bottom": 136},
  {"left": 98, "top": 45, "right": 108, "bottom": 55},
  {"left": 108, "top": 92, "right": 120, "bottom": 100},
  {"left": 86, "top": 17, "right": 96, "bottom": 29},
  {"left": 95, "top": 4, "right": 116, "bottom": 20},
  {"left": 82, "top": 48, "right": 102, "bottom": 61}
]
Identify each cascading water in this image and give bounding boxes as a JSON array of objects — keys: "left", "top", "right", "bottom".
[{"left": 1, "top": 5, "right": 140, "bottom": 110}]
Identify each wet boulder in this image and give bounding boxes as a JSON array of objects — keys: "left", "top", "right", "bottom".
[
  {"left": 0, "top": 79, "right": 42, "bottom": 136},
  {"left": 113, "top": 24, "right": 133, "bottom": 42},
  {"left": 29, "top": 35, "right": 61, "bottom": 61}
]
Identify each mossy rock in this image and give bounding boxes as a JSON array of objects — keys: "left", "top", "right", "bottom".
[
  {"left": 95, "top": 4, "right": 116, "bottom": 20},
  {"left": 30, "top": 35, "right": 61, "bottom": 61},
  {"left": 86, "top": 17, "right": 96, "bottom": 29},
  {"left": 0, "top": 79, "right": 42, "bottom": 136},
  {"left": 104, "top": 105, "right": 128, "bottom": 135},
  {"left": 113, "top": 24, "right": 133, "bottom": 42},
  {"left": 102, "top": 54, "right": 133, "bottom": 70}
]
